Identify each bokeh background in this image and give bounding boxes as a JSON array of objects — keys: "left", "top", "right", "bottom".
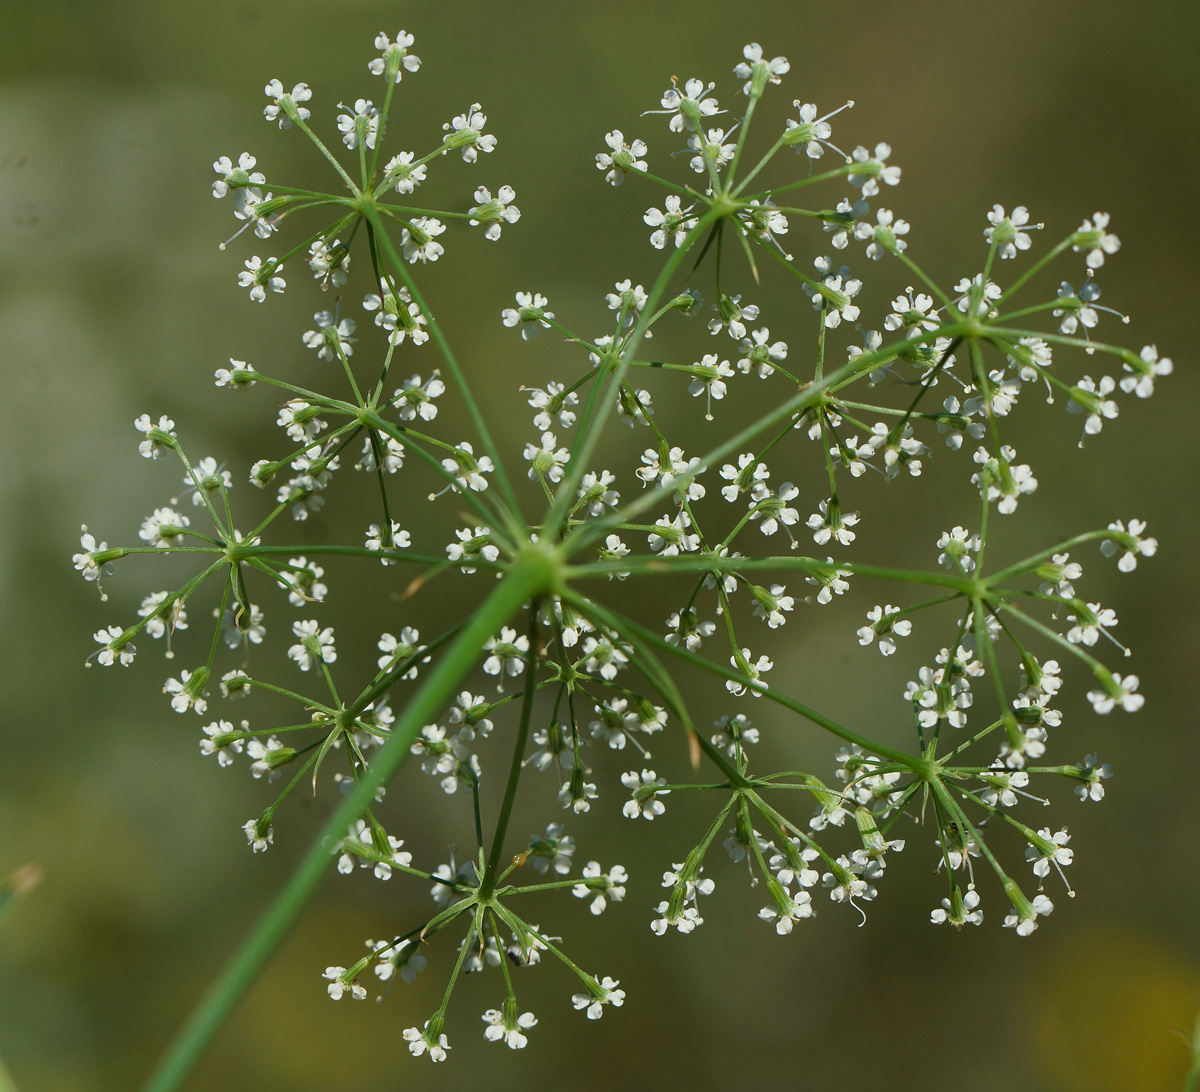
[{"left": 1, "top": 2, "right": 1198, "bottom": 1089}]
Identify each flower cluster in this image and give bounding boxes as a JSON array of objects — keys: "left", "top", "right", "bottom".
[{"left": 75, "top": 30, "right": 1164, "bottom": 1070}]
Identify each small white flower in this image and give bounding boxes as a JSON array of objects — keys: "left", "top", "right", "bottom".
[
  {"left": 401, "top": 217, "right": 446, "bottom": 264},
  {"left": 263, "top": 79, "right": 312, "bottom": 129},
  {"left": 468, "top": 185, "right": 521, "bottom": 241},
  {"left": 1099, "top": 518, "right": 1157, "bottom": 572},
  {"left": 596, "top": 130, "right": 647, "bottom": 186},
  {"left": 501, "top": 292, "right": 554, "bottom": 339},
  {"left": 571, "top": 977, "right": 625, "bottom": 1020},
  {"left": 368, "top": 31, "right": 421, "bottom": 84},
  {"left": 621, "top": 769, "right": 668, "bottom": 820},
  {"left": 733, "top": 43, "right": 790, "bottom": 96},
  {"left": 288, "top": 620, "right": 336, "bottom": 671}
]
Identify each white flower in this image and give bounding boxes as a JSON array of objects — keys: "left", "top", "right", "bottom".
[
  {"left": 733, "top": 43, "right": 790, "bottom": 96},
  {"left": 784, "top": 100, "right": 852, "bottom": 160},
  {"left": 727, "top": 648, "right": 773, "bottom": 697},
  {"left": 92, "top": 625, "right": 135, "bottom": 667},
  {"left": 442, "top": 102, "right": 495, "bottom": 162},
  {"left": 1072, "top": 212, "right": 1120, "bottom": 269},
  {"left": 644, "top": 194, "right": 696, "bottom": 249},
  {"left": 237, "top": 255, "right": 285, "bottom": 302},
  {"left": 501, "top": 291, "right": 554, "bottom": 339},
  {"left": 855, "top": 207, "right": 910, "bottom": 259},
  {"left": 383, "top": 150, "right": 426, "bottom": 193},
  {"left": 984, "top": 204, "right": 1039, "bottom": 259},
  {"left": 750, "top": 584, "right": 794, "bottom": 629},
  {"left": 930, "top": 887, "right": 983, "bottom": 927},
  {"left": 263, "top": 79, "right": 312, "bottom": 128},
  {"left": 364, "top": 282, "right": 429, "bottom": 346},
  {"left": 199, "top": 720, "right": 243, "bottom": 766},
  {"left": 403, "top": 1023, "right": 450, "bottom": 1062},
  {"left": 646, "top": 76, "right": 722, "bottom": 133},
  {"left": 446, "top": 527, "right": 500, "bottom": 573},
  {"left": 524, "top": 431, "right": 571, "bottom": 482},
  {"left": 1099, "top": 518, "right": 1157, "bottom": 572},
  {"left": 468, "top": 185, "right": 521, "bottom": 241},
  {"left": 440, "top": 442, "right": 494, "bottom": 493},
  {"left": 322, "top": 966, "right": 367, "bottom": 1001},
  {"left": 758, "top": 884, "right": 814, "bottom": 934},
  {"left": 288, "top": 620, "right": 336, "bottom": 671},
  {"left": 596, "top": 130, "right": 647, "bottom": 186},
  {"left": 247, "top": 736, "right": 292, "bottom": 780},
  {"left": 368, "top": 31, "right": 421, "bottom": 83},
  {"left": 1066, "top": 374, "right": 1119, "bottom": 435},
  {"left": 1066, "top": 602, "right": 1118, "bottom": 647},
  {"left": 392, "top": 373, "right": 443, "bottom": 419},
  {"left": 482, "top": 627, "right": 530, "bottom": 677},
  {"left": 1074, "top": 754, "right": 1112, "bottom": 802},
  {"left": 688, "top": 355, "right": 735, "bottom": 420},
  {"left": 73, "top": 527, "right": 108, "bottom": 583},
  {"left": 212, "top": 153, "right": 264, "bottom": 198},
  {"left": 558, "top": 777, "right": 598, "bottom": 814},
  {"left": 214, "top": 359, "right": 257, "bottom": 389},
  {"left": 971, "top": 445, "right": 1037, "bottom": 514},
  {"left": 936, "top": 526, "right": 980, "bottom": 572},
  {"left": 572, "top": 861, "right": 628, "bottom": 915},
  {"left": 163, "top": 669, "right": 207, "bottom": 715},
  {"left": 1003, "top": 893, "right": 1054, "bottom": 936},
  {"left": 847, "top": 142, "right": 901, "bottom": 196},
  {"left": 711, "top": 714, "right": 759, "bottom": 757},
  {"left": 736, "top": 328, "right": 788, "bottom": 378},
  {"left": 1026, "top": 827, "right": 1074, "bottom": 885},
  {"left": 482, "top": 1007, "right": 537, "bottom": 1049},
  {"left": 687, "top": 126, "right": 737, "bottom": 174},
  {"left": 857, "top": 604, "right": 912, "bottom": 655},
  {"left": 364, "top": 520, "right": 411, "bottom": 564},
  {"left": 243, "top": 818, "right": 273, "bottom": 852},
  {"left": 806, "top": 498, "right": 859, "bottom": 546},
  {"left": 527, "top": 382, "right": 579, "bottom": 432},
  {"left": 571, "top": 977, "right": 625, "bottom": 1020},
  {"left": 134, "top": 414, "right": 176, "bottom": 459},
  {"left": 804, "top": 255, "right": 862, "bottom": 328},
  {"left": 621, "top": 769, "right": 668, "bottom": 820},
  {"left": 750, "top": 483, "right": 800, "bottom": 538},
  {"left": 336, "top": 98, "right": 380, "bottom": 150},
  {"left": 1119, "top": 344, "right": 1172, "bottom": 398},
  {"left": 1087, "top": 673, "right": 1144, "bottom": 714},
  {"left": 885, "top": 287, "right": 939, "bottom": 338},
  {"left": 400, "top": 217, "right": 446, "bottom": 264}
]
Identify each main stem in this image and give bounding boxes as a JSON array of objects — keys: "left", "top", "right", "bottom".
[{"left": 141, "top": 551, "right": 557, "bottom": 1092}]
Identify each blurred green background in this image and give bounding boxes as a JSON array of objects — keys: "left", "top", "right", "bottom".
[{"left": 1, "top": 1, "right": 1198, "bottom": 1089}]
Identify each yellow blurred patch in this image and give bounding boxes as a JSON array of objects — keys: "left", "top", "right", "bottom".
[{"left": 1028, "top": 923, "right": 1199, "bottom": 1092}]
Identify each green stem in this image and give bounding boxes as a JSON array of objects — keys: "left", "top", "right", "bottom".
[
  {"left": 543, "top": 208, "right": 723, "bottom": 539},
  {"left": 566, "top": 324, "right": 967, "bottom": 559},
  {"left": 479, "top": 605, "right": 541, "bottom": 900},
  {"left": 587, "top": 601, "right": 918, "bottom": 767},
  {"left": 141, "top": 552, "right": 557, "bottom": 1092},
  {"left": 363, "top": 210, "right": 523, "bottom": 535}
]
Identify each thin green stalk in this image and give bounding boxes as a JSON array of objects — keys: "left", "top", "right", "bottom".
[
  {"left": 141, "top": 551, "right": 557, "bottom": 1092},
  {"left": 479, "top": 605, "right": 541, "bottom": 900},
  {"left": 585, "top": 599, "right": 919, "bottom": 767},
  {"left": 543, "top": 208, "right": 723, "bottom": 538},
  {"left": 565, "top": 323, "right": 968, "bottom": 559},
  {"left": 363, "top": 210, "right": 524, "bottom": 533}
]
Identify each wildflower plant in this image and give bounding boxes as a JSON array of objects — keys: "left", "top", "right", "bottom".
[{"left": 75, "top": 31, "right": 1169, "bottom": 1085}]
